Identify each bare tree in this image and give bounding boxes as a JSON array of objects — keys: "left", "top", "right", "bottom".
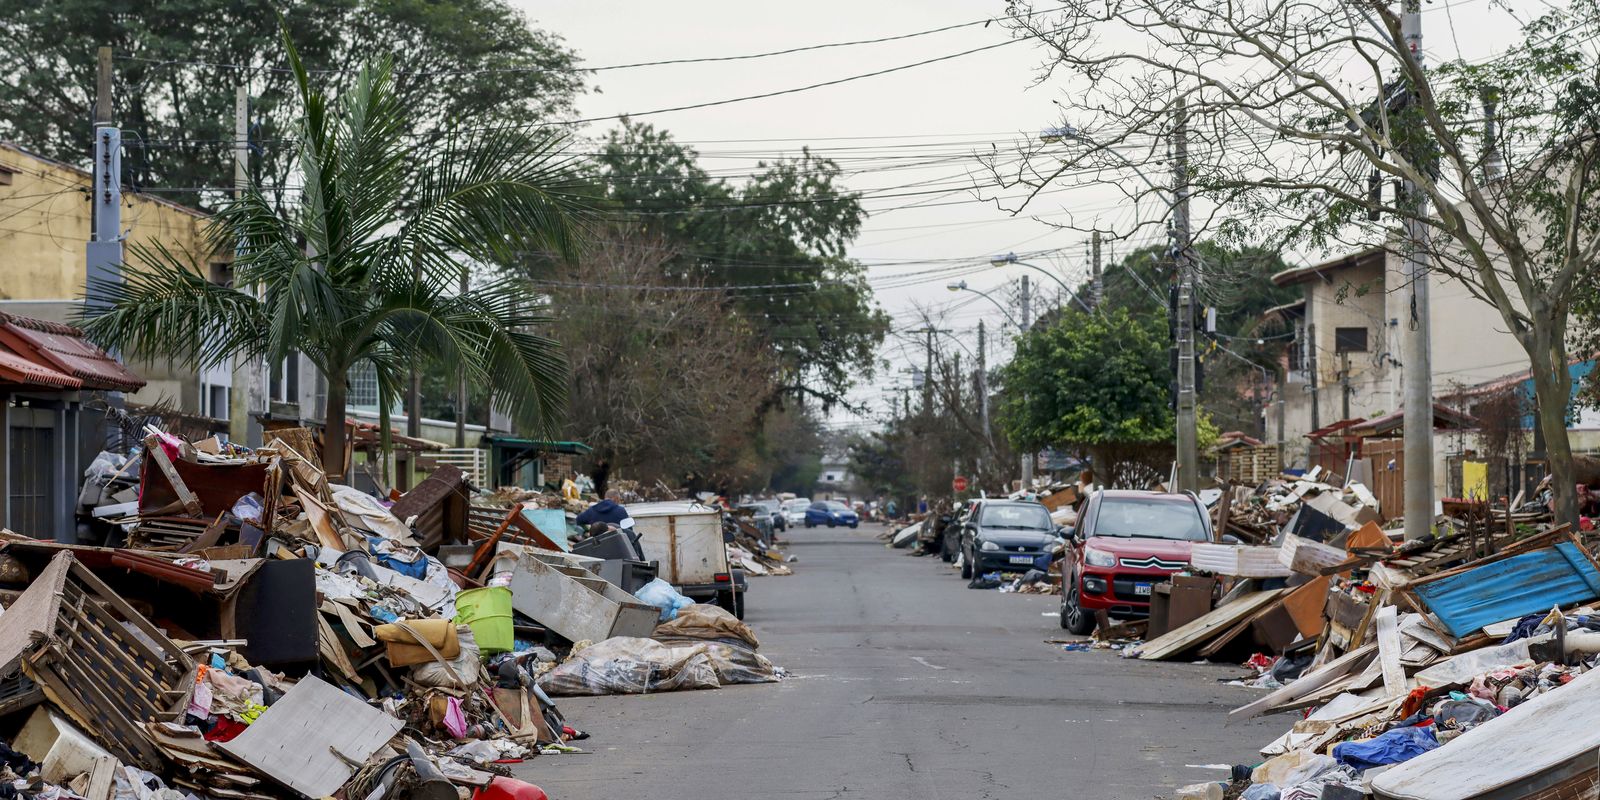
[
  {"left": 994, "top": 0, "right": 1600, "bottom": 525},
  {"left": 546, "top": 227, "right": 780, "bottom": 488}
]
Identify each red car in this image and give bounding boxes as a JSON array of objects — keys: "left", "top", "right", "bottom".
[{"left": 1060, "top": 490, "right": 1212, "bottom": 634}]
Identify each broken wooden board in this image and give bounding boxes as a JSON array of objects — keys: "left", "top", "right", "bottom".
[
  {"left": 217, "top": 675, "right": 402, "bottom": 798},
  {"left": 1227, "top": 641, "right": 1376, "bottom": 723},
  {"left": 1138, "top": 590, "right": 1286, "bottom": 661},
  {"left": 1375, "top": 604, "right": 1407, "bottom": 696}
]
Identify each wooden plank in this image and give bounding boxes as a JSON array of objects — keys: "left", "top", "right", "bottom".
[
  {"left": 1375, "top": 604, "right": 1407, "bottom": 697},
  {"left": 85, "top": 754, "right": 117, "bottom": 800},
  {"left": 144, "top": 437, "right": 202, "bottom": 516},
  {"left": 217, "top": 675, "right": 402, "bottom": 798},
  {"left": 1282, "top": 576, "right": 1331, "bottom": 637},
  {"left": 1227, "top": 641, "right": 1377, "bottom": 723},
  {"left": 1138, "top": 590, "right": 1286, "bottom": 661}
]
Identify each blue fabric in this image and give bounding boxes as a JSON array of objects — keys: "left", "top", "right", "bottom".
[
  {"left": 576, "top": 499, "right": 630, "bottom": 527},
  {"left": 1333, "top": 726, "right": 1439, "bottom": 770},
  {"left": 1412, "top": 543, "right": 1600, "bottom": 638},
  {"left": 366, "top": 536, "right": 428, "bottom": 578}
]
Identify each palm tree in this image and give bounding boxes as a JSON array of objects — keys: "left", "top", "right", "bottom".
[{"left": 82, "top": 35, "right": 586, "bottom": 478}]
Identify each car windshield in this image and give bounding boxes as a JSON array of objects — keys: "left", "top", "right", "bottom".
[
  {"left": 809, "top": 502, "right": 827, "bottom": 510},
  {"left": 785, "top": 500, "right": 809, "bottom": 510},
  {"left": 1093, "top": 497, "right": 1208, "bottom": 541},
  {"left": 827, "top": 502, "right": 852, "bottom": 512},
  {"left": 979, "top": 504, "right": 1052, "bottom": 529}
]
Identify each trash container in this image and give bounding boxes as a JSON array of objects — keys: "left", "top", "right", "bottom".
[{"left": 454, "top": 586, "right": 514, "bottom": 654}]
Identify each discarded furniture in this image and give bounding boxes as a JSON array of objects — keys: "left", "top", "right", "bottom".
[{"left": 504, "top": 550, "right": 658, "bottom": 644}]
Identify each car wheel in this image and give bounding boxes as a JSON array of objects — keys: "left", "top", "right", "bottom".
[
  {"left": 940, "top": 533, "right": 956, "bottom": 563},
  {"left": 1062, "top": 585, "right": 1095, "bottom": 636},
  {"left": 828, "top": 519, "right": 837, "bottom": 528},
  {"left": 960, "top": 548, "right": 974, "bottom": 579},
  {"left": 805, "top": 521, "right": 814, "bottom": 528},
  {"left": 849, "top": 522, "right": 858, "bottom": 529}
]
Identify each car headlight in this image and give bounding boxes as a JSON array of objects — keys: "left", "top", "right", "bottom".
[
  {"left": 1084, "top": 548, "right": 1117, "bottom": 568},
  {"left": 980, "top": 540, "right": 1000, "bottom": 552}
]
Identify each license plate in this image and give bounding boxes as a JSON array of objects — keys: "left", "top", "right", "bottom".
[
  {"left": 1134, "top": 583, "right": 1153, "bottom": 596},
  {"left": 1009, "top": 555, "right": 1035, "bottom": 565}
]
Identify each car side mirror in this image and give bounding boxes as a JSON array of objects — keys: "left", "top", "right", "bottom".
[{"left": 1221, "top": 534, "right": 1243, "bottom": 545}]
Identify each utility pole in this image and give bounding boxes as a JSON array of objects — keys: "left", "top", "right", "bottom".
[
  {"left": 229, "top": 85, "right": 265, "bottom": 448},
  {"left": 977, "top": 320, "right": 991, "bottom": 446},
  {"left": 1173, "top": 95, "right": 1198, "bottom": 493},
  {"left": 924, "top": 328, "right": 934, "bottom": 413},
  {"left": 85, "top": 47, "right": 124, "bottom": 466},
  {"left": 1091, "top": 230, "right": 1104, "bottom": 309},
  {"left": 1018, "top": 275, "right": 1034, "bottom": 489},
  {"left": 85, "top": 46, "right": 121, "bottom": 319},
  {"left": 1401, "top": 0, "right": 1435, "bottom": 540}
]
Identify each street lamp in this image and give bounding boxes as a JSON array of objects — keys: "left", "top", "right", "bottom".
[
  {"left": 946, "top": 280, "right": 1022, "bottom": 329},
  {"left": 988, "top": 253, "right": 1094, "bottom": 314}
]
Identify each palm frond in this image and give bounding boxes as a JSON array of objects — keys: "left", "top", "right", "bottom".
[{"left": 78, "top": 241, "right": 266, "bottom": 369}]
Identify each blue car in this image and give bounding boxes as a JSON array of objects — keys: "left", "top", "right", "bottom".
[{"left": 804, "top": 500, "right": 859, "bottom": 528}]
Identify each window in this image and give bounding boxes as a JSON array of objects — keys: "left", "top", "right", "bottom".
[
  {"left": 347, "top": 362, "right": 379, "bottom": 408},
  {"left": 269, "top": 353, "right": 299, "bottom": 404},
  {"left": 1335, "top": 327, "right": 1368, "bottom": 353},
  {"left": 0, "top": 164, "right": 16, "bottom": 186},
  {"left": 207, "top": 262, "right": 234, "bottom": 287},
  {"left": 203, "top": 384, "right": 229, "bottom": 419},
  {"left": 1287, "top": 337, "right": 1305, "bottom": 371},
  {"left": 824, "top": 473, "right": 838, "bottom": 482},
  {"left": 979, "top": 503, "right": 1052, "bottom": 530},
  {"left": 1092, "top": 496, "right": 1208, "bottom": 541}
]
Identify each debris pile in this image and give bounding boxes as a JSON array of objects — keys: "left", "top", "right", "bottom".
[{"left": 0, "top": 427, "right": 792, "bottom": 800}]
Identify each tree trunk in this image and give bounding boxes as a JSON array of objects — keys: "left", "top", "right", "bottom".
[
  {"left": 1528, "top": 347, "right": 1578, "bottom": 527},
  {"left": 324, "top": 376, "right": 349, "bottom": 483}
]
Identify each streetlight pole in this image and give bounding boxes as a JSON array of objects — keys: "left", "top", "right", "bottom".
[
  {"left": 946, "top": 280, "right": 1022, "bottom": 329},
  {"left": 989, "top": 252, "right": 1094, "bottom": 314}
]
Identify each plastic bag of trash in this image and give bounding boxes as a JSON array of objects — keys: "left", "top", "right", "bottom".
[
  {"left": 635, "top": 578, "right": 694, "bottom": 622},
  {"left": 1252, "top": 751, "right": 1336, "bottom": 787},
  {"left": 697, "top": 640, "right": 779, "bottom": 685},
  {"left": 538, "top": 637, "right": 722, "bottom": 696},
  {"left": 654, "top": 603, "right": 760, "bottom": 649}
]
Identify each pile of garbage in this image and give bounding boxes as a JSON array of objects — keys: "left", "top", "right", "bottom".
[
  {"left": 0, "top": 425, "right": 789, "bottom": 800},
  {"left": 1136, "top": 469, "right": 1600, "bottom": 798}
]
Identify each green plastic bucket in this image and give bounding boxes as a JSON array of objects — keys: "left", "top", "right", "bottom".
[{"left": 454, "top": 586, "right": 514, "bottom": 654}]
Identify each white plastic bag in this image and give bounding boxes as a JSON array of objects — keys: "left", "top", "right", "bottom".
[{"left": 634, "top": 578, "right": 693, "bottom": 622}]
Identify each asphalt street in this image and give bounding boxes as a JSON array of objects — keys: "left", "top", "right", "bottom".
[{"left": 526, "top": 524, "right": 1285, "bottom": 800}]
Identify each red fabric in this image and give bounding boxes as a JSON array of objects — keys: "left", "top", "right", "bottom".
[{"left": 204, "top": 717, "right": 250, "bottom": 742}]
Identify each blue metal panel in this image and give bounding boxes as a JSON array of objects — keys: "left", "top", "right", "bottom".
[{"left": 1412, "top": 543, "right": 1600, "bottom": 638}]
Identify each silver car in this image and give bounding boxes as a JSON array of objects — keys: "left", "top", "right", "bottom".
[{"left": 782, "top": 498, "right": 812, "bottom": 526}]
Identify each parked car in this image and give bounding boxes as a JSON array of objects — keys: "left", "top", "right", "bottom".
[
  {"left": 741, "top": 499, "right": 786, "bottom": 531},
  {"left": 804, "top": 500, "right": 859, "bottom": 528},
  {"left": 957, "top": 500, "right": 1061, "bottom": 579},
  {"left": 1059, "top": 490, "right": 1211, "bottom": 635},
  {"left": 939, "top": 499, "right": 980, "bottom": 562},
  {"left": 782, "top": 498, "right": 812, "bottom": 526}
]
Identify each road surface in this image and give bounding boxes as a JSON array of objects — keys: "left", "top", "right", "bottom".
[{"left": 524, "top": 524, "right": 1283, "bottom": 800}]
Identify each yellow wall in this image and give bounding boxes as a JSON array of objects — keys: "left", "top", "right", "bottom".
[{"left": 0, "top": 142, "right": 215, "bottom": 301}]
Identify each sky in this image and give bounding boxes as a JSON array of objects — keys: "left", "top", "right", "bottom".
[{"left": 519, "top": 0, "right": 1531, "bottom": 435}]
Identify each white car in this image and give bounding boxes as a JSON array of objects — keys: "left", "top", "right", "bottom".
[{"left": 782, "top": 498, "right": 812, "bottom": 526}]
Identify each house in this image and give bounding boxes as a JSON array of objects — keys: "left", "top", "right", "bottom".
[
  {"left": 0, "top": 141, "right": 517, "bottom": 491},
  {"left": 0, "top": 312, "right": 144, "bottom": 539},
  {"left": 1263, "top": 239, "right": 1575, "bottom": 501},
  {"left": 815, "top": 452, "right": 855, "bottom": 500},
  {"left": 0, "top": 141, "right": 228, "bottom": 422}
]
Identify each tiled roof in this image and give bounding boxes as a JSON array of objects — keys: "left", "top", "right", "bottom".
[{"left": 0, "top": 313, "right": 144, "bottom": 392}]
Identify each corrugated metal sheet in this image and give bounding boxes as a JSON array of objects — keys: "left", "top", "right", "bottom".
[{"left": 1413, "top": 542, "right": 1600, "bottom": 638}]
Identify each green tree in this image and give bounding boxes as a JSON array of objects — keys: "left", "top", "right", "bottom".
[
  {"left": 0, "top": 0, "right": 583, "bottom": 208},
  {"left": 591, "top": 121, "right": 890, "bottom": 409},
  {"left": 998, "top": 308, "right": 1205, "bottom": 488},
  {"left": 80, "top": 40, "right": 587, "bottom": 477}
]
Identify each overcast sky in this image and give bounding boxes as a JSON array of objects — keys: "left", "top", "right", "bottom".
[{"left": 521, "top": 0, "right": 1528, "bottom": 432}]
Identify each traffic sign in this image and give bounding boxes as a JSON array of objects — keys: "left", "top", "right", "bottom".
[{"left": 952, "top": 475, "right": 969, "bottom": 492}]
